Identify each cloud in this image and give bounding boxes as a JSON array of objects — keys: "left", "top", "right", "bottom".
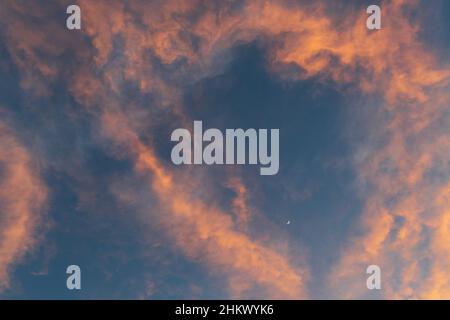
[
  {"left": 99, "top": 111, "right": 307, "bottom": 298},
  {"left": 1, "top": 0, "right": 449, "bottom": 298},
  {"left": 0, "top": 119, "right": 48, "bottom": 291},
  {"left": 226, "top": 177, "right": 252, "bottom": 230},
  {"left": 322, "top": 1, "right": 450, "bottom": 299}
]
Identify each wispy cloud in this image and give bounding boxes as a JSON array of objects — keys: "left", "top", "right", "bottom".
[
  {"left": 0, "top": 0, "right": 449, "bottom": 298},
  {"left": 0, "top": 119, "right": 48, "bottom": 291}
]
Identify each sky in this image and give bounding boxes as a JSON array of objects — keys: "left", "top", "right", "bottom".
[{"left": 0, "top": 0, "right": 450, "bottom": 299}]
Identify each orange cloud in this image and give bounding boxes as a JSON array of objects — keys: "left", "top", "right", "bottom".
[
  {"left": 100, "top": 111, "right": 307, "bottom": 298},
  {"left": 324, "top": 0, "right": 450, "bottom": 299},
  {"left": 2, "top": 0, "right": 450, "bottom": 299},
  {"left": 0, "top": 120, "right": 48, "bottom": 291},
  {"left": 226, "top": 177, "right": 252, "bottom": 230},
  {"left": 43, "top": 0, "right": 450, "bottom": 299}
]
